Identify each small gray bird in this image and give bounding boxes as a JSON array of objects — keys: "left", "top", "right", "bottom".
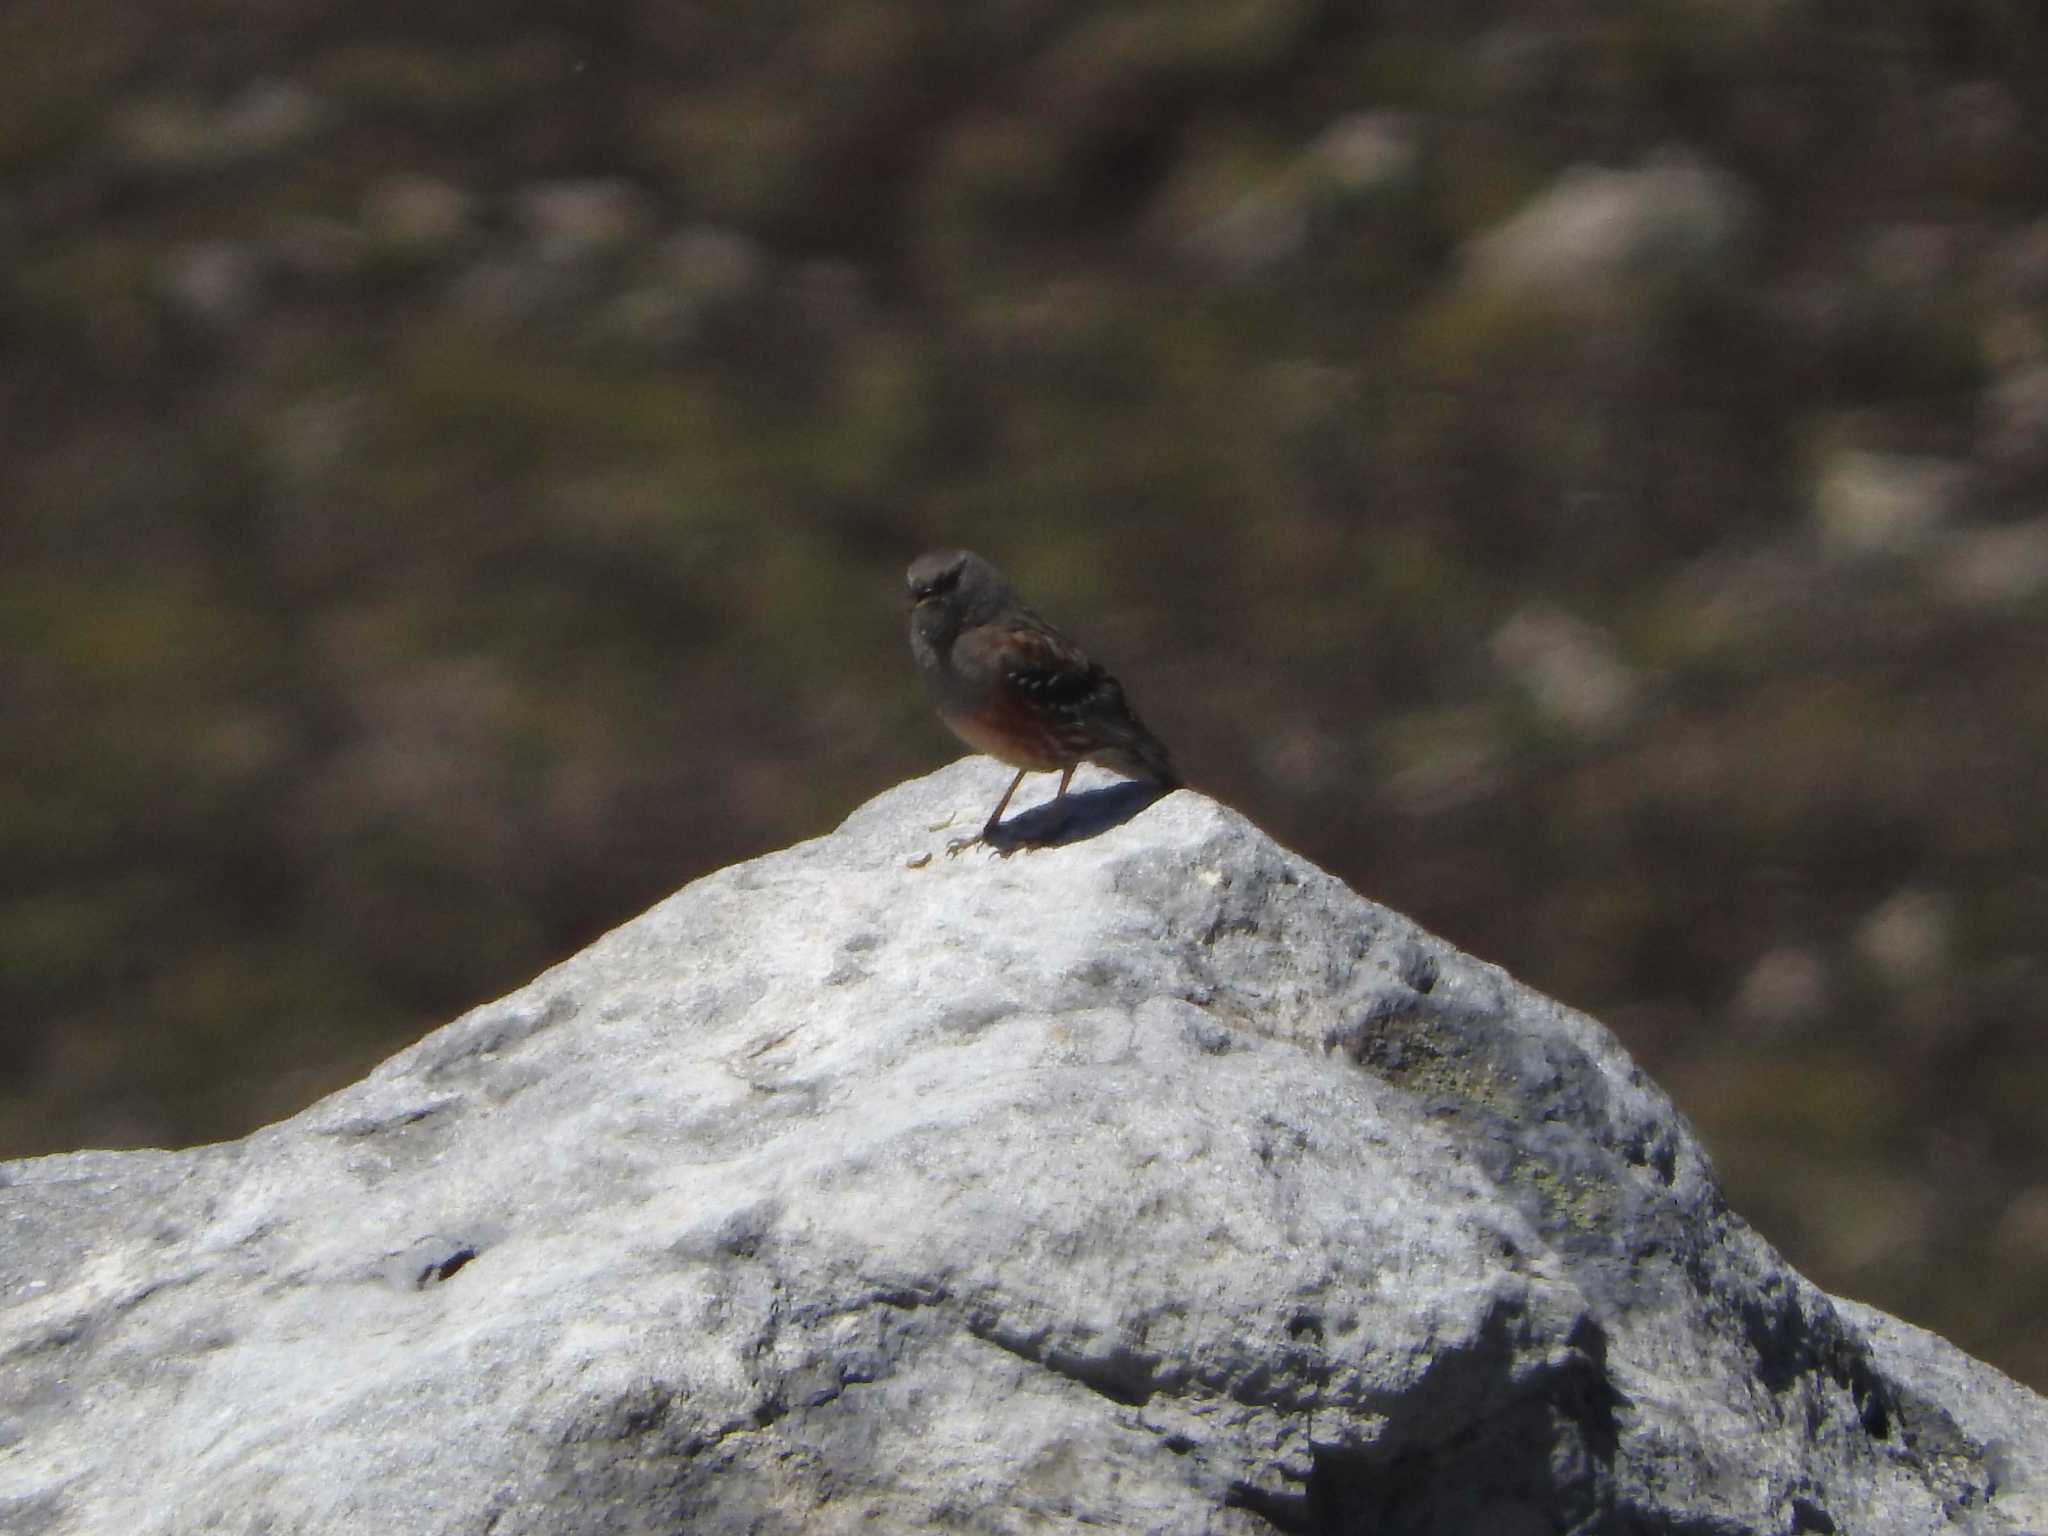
[{"left": 906, "top": 549, "right": 1178, "bottom": 843}]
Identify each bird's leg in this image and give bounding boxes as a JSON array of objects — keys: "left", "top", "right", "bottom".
[
  {"left": 984, "top": 767, "right": 1029, "bottom": 833},
  {"left": 1039, "top": 765, "right": 1077, "bottom": 830},
  {"left": 949, "top": 768, "right": 1028, "bottom": 855}
]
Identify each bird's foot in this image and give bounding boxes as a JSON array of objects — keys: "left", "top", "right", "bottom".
[{"left": 949, "top": 818, "right": 1036, "bottom": 857}]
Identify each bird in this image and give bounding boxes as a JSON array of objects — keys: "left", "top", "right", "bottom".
[{"left": 906, "top": 548, "right": 1178, "bottom": 847}]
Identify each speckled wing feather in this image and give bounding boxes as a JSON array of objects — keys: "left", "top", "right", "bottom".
[
  {"left": 967, "top": 617, "right": 1177, "bottom": 786},
  {"left": 987, "top": 618, "right": 1103, "bottom": 706}
]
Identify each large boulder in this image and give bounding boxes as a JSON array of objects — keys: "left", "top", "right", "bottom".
[{"left": 3, "top": 759, "right": 2043, "bottom": 1534}]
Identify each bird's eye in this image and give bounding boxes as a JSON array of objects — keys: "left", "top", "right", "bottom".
[{"left": 909, "top": 562, "right": 961, "bottom": 602}]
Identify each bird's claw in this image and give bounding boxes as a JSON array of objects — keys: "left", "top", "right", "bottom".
[{"left": 947, "top": 826, "right": 1030, "bottom": 857}]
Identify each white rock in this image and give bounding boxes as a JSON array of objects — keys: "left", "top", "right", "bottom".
[
  {"left": 1731, "top": 945, "right": 1832, "bottom": 1038},
  {"left": 1463, "top": 150, "right": 1754, "bottom": 311},
  {"left": 517, "top": 178, "right": 651, "bottom": 266},
  {"left": 1, "top": 761, "right": 2040, "bottom": 1534},
  {"left": 1491, "top": 603, "right": 1640, "bottom": 733},
  {"left": 160, "top": 241, "right": 263, "bottom": 329},
  {"left": 659, "top": 225, "right": 762, "bottom": 304},
  {"left": 1308, "top": 111, "right": 1420, "bottom": 198},
  {"left": 1816, "top": 448, "right": 1966, "bottom": 559},
  {"left": 362, "top": 174, "right": 474, "bottom": 255},
  {"left": 214, "top": 79, "right": 325, "bottom": 160},
  {"left": 1937, "top": 517, "right": 2048, "bottom": 609},
  {"left": 1981, "top": 361, "right": 2048, "bottom": 480},
  {"left": 1854, "top": 887, "right": 1953, "bottom": 988},
  {"left": 1186, "top": 185, "right": 1310, "bottom": 279}
]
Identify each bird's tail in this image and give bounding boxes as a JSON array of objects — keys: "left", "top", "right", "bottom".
[{"left": 1090, "top": 717, "right": 1179, "bottom": 789}]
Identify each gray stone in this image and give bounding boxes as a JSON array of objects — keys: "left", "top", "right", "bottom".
[
  {"left": 3, "top": 759, "right": 2043, "bottom": 1534},
  {"left": 1177, "top": 114, "right": 1419, "bottom": 283},
  {"left": 1729, "top": 945, "right": 1832, "bottom": 1040},
  {"left": 1981, "top": 363, "right": 2048, "bottom": 486},
  {"left": 111, "top": 81, "right": 324, "bottom": 174},
  {"left": 1815, "top": 446, "right": 1967, "bottom": 560},
  {"left": 1307, "top": 113, "right": 1420, "bottom": 201},
  {"left": 361, "top": 174, "right": 475, "bottom": 259},
  {"left": 158, "top": 241, "right": 263, "bottom": 330},
  {"left": 516, "top": 178, "right": 651, "bottom": 267},
  {"left": 213, "top": 80, "right": 326, "bottom": 161},
  {"left": 1490, "top": 604, "right": 1640, "bottom": 734},
  {"left": 1463, "top": 150, "right": 1755, "bottom": 313},
  {"left": 1937, "top": 517, "right": 2048, "bottom": 610}
]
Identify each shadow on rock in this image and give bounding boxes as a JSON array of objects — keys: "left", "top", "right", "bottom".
[{"left": 985, "top": 779, "right": 1181, "bottom": 853}]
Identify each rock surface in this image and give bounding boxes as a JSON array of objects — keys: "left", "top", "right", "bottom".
[{"left": 3, "top": 759, "right": 2044, "bottom": 1535}]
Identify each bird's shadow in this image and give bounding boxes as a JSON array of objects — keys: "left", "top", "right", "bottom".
[{"left": 979, "top": 779, "right": 1178, "bottom": 855}]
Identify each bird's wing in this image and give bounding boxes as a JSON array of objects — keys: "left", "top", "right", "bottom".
[{"left": 982, "top": 619, "right": 1106, "bottom": 706}]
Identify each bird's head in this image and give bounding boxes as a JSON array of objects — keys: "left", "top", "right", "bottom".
[{"left": 906, "top": 549, "right": 1011, "bottom": 642}]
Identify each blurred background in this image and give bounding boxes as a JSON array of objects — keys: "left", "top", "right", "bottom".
[{"left": 3, "top": 0, "right": 2046, "bottom": 1387}]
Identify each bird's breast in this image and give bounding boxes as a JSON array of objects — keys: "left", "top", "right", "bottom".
[{"left": 938, "top": 694, "right": 1090, "bottom": 771}]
